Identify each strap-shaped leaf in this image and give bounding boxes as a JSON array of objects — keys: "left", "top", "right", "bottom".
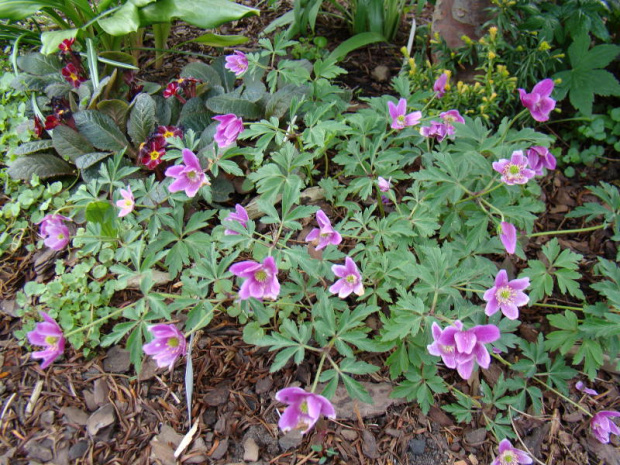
[
  {"left": 74, "top": 110, "right": 129, "bottom": 151},
  {"left": 52, "top": 125, "right": 95, "bottom": 162},
  {"left": 13, "top": 140, "right": 54, "bottom": 156},
  {"left": 206, "top": 95, "right": 261, "bottom": 119},
  {"left": 7, "top": 154, "right": 74, "bottom": 180},
  {"left": 127, "top": 93, "right": 156, "bottom": 145}
]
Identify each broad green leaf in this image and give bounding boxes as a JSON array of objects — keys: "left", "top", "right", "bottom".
[
  {"left": 0, "top": 0, "right": 50, "bottom": 20},
  {"left": 7, "top": 154, "right": 74, "bottom": 180},
  {"left": 40, "top": 28, "right": 78, "bottom": 55},
  {"left": 52, "top": 125, "right": 95, "bottom": 162},
  {"left": 139, "top": 0, "right": 259, "bottom": 30},
  {"left": 75, "top": 152, "right": 111, "bottom": 169},
  {"left": 96, "top": 99, "right": 130, "bottom": 128},
  {"left": 127, "top": 93, "right": 156, "bottom": 146},
  {"left": 17, "top": 52, "right": 61, "bottom": 75},
  {"left": 74, "top": 110, "right": 129, "bottom": 151},
  {"left": 13, "top": 140, "right": 54, "bottom": 156},
  {"left": 178, "top": 97, "right": 212, "bottom": 133},
  {"left": 181, "top": 62, "right": 222, "bottom": 87},
  {"left": 206, "top": 95, "right": 261, "bottom": 120},
  {"left": 579, "top": 44, "right": 620, "bottom": 71},
  {"left": 97, "top": 2, "right": 141, "bottom": 36},
  {"left": 85, "top": 200, "right": 117, "bottom": 237}
]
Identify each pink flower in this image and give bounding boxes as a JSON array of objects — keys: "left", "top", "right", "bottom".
[
  {"left": 575, "top": 381, "right": 599, "bottom": 396},
  {"left": 163, "top": 81, "right": 180, "bottom": 99},
  {"left": 230, "top": 256, "right": 280, "bottom": 301},
  {"left": 156, "top": 125, "right": 183, "bottom": 142},
  {"left": 492, "top": 150, "right": 536, "bottom": 185},
  {"left": 420, "top": 121, "right": 449, "bottom": 142},
  {"left": 225, "top": 50, "right": 249, "bottom": 76},
  {"left": 37, "top": 214, "right": 72, "bottom": 251},
  {"left": 329, "top": 257, "right": 364, "bottom": 298},
  {"left": 427, "top": 320, "right": 500, "bottom": 380},
  {"left": 213, "top": 114, "right": 244, "bottom": 148},
  {"left": 61, "top": 63, "right": 85, "bottom": 88},
  {"left": 275, "top": 387, "right": 336, "bottom": 434},
  {"left": 116, "top": 185, "right": 134, "bottom": 217},
  {"left": 27, "top": 311, "right": 65, "bottom": 369},
  {"left": 165, "top": 148, "right": 210, "bottom": 198},
  {"left": 305, "top": 209, "right": 342, "bottom": 251},
  {"left": 440, "top": 109, "right": 464, "bottom": 125},
  {"left": 433, "top": 73, "right": 449, "bottom": 98},
  {"left": 518, "top": 78, "right": 556, "bottom": 122},
  {"left": 499, "top": 221, "right": 517, "bottom": 254},
  {"left": 377, "top": 177, "right": 391, "bottom": 193},
  {"left": 483, "top": 269, "right": 530, "bottom": 320},
  {"left": 591, "top": 410, "right": 620, "bottom": 444},
  {"left": 143, "top": 324, "right": 187, "bottom": 371},
  {"left": 491, "top": 439, "right": 533, "bottom": 465},
  {"left": 224, "top": 204, "right": 249, "bottom": 235},
  {"left": 527, "top": 146, "right": 556, "bottom": 175},
  {"left": 387, "top": 98, "right": 422, "bottom": 129}
]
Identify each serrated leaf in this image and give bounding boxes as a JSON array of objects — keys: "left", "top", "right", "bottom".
[
  {"left": 52, "top": 125, "right": 95, "bottom": 162},
  {"left": 579, "top": 44, "right": 620, "bottom": 71},
  {"left": 7, "top": 154, "right": 74, "bottom": 180},
  {"left": 178, "top": 97, "right": 212, "bottom": 133},
  {"left": 13, "top": 140, "right": 54, "bottom": 156},
  {"left": 96, "top": 99, "right": 130, "bottom": 128},
  {"left": 127, "top": 93, "right": 156, "bottom": 145},
  {"left": 75, "top": 152, "right": 112, "bottom": 169},
  {"left": 74, "top": 110, "right": 129, "bottom": 151},
  {"left": 265, "top": 84, "right": 308, "bottom": 119},
  {"left": 17, "top": 52, "right": 61, "bottom": 75},
  {"left": 341, "top": 373, "right": 373, "bottom": 404}
]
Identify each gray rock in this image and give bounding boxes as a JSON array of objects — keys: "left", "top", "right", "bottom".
[
  {"left": 25, "top": 438, "right": 53, "bottom": 462},
  {"left": 361, "top": 430, "right": 379, "bottom": 459},
  {"left": 211, "top": 438, "right": 229, "bottom": 460},
  {"left": 86, "top": 404, "right": 116, "bottom": 436},
  {"left": 408, "top": 437, "right": 426, "bottom": 455},
  {"left": 278, "top": 430, "right": 303, "bottom": 451},
  {"left": 61, "top": 406, "right": 89, "bottom": 426},
  {"left": 243, "top": 438, "right": 260, "bottom": 462},
  {"left": 103, "top": 346, "right": 131, "bottom": 373},
  {"left": 68, "top": 440, "right": 89, "bottom": 460}
]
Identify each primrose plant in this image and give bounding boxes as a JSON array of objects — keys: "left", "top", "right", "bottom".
[{"left": 17, "top": 36, "right": 620, "bottom": 453}]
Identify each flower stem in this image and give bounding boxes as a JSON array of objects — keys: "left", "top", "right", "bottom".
[
  {"left": 528, "top": 224, "right": 605, "bottom": 237},
  {"left": 456, "top": 182, "right": 503, "bottom": 205},
  {"left": 311, "top": 351, "right": 328, "bottom": 393},
  {"left": 64, "top": 304, "right": 128, "bottom": 338},
  {"left": 184, "top": 303, "right": 220, "bottom": 338},
  {"left": 534, "top": 302, "right": 583, "bottom": 311}
]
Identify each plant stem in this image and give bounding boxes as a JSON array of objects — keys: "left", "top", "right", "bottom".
[
  {"left": 456, "top": 182, "right": 503, "bottom": 205},
  {"left": 534, "top": 302, "right": 583, "bottom": 311},
  {"left": 311, "top": 351, "right": 328, "bottom": 393},
  {"left": 528, "top": 224, "right": 605, "bottom": 237},
  {"left": 64, "top": 305, "right": 128, "bottom": 338}
]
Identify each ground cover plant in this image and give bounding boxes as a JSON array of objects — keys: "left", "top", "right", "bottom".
[{"left": 1, "top": 2, "right": 620, "bottom": 463}]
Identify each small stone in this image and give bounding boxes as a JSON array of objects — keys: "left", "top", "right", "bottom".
[
  {"left": 68, "top": 441, "right": 89, "bottom": 460},
  {"left": 39, "top": 410, "right": 54, "bottom": 426},
  {"left": 185, "top": 438, "right": 209, "bottom": 464},
  {"left": 278, "top": 430, "right": 303, "bottom": 451},
  {"left": 82, "top": 390, "right": 98, "bottom": 411},
  {"left": 464, "top": 428, "right": 487, "bottom": 446},
  {"left": 103, "top": 346, "right": 131, "bottom": 373},
  {"left": 255, "top": 377, "right": 273, "bottom": 395},
  {"left": 138, "top": 357, "right": 159, "bottom": 381},
  {"left": 371, "top": 65, "right": 390, "bottom": 82},
  {"left": 214, "top": 416, "right": 227, "bottom": 434},
  {"left": 385, "top": 428, "right": 402, "bottom": 438},
  {"left": 93, "top": 378, "right": 109, "bottom": 406},
  {"left": 211, "top": 438, "right": 229, "bottom": 460},
  {"left": 203, "top": 409, "right": 217, "bottom": 426},
  {"left": 204, "top": 388, "right": 229, "bottom": 406},
  {"left": 361, "top": 430, "right": 379, "bottom": 459},
  {"left": 86, "top": 404, "right": 116, "bottom": 436},
  {"left": 408, "top": 437, "right": 426, "bottom": 455},
  {"left": 341, "top": 429, "right": 358, "bottom": 441},
  {"left": 61, "top": 406, "right": 89, "bottom": 426},
  {"left": 243, "top": 438, "right": 260, "bottom": 462},
  {"left": 25, "top": 438, "right": 54, "bottom": 462}
]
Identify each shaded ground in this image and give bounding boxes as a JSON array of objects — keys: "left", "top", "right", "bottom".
[{"left": 1, "top": 3, "right": 620, "bottom": 465}]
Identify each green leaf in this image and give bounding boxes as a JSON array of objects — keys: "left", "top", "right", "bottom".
[
  {"left": 341, "top": 373, "right": 373, "bottom": 404},
  {"left": 327, "top": 32, "right": 385, "bottom": 62},
  {"left": 0, "top": 0, "right": 50, "bottom": 20},
  {"left": 40, "top": 29, "right": 78, "bottom": 55},
  {"left": 579, "top": 44, "right": 620, "bottom": 71},
  {"left": 186, "top": 33, "right": 249, "bottom": 47},
  {"left": 97, "top": 1, "right": 142, "bottom": 36},
  {"left": 127, "top": 93, "right": 156, "bottom": 146},
  {"left": 181, "top": 62, "right": 222, "bottom": 87},
  {"left": 178, "top": 97, "right": 212, "bottom": 133},
  {"left": 17, "top": 52, "right": 61, "bottom": 75},
  {"left": 7, "top": 154, "right": 74, "bottom": 180},
  {"left": 13, "top": 140, "right": 54, "bottom": 156},
  {"left": 139, "top": 0, "right": 259, "bottom": 30},
  {"left": 75, "top": 151, "right": 111, "bottom": 169},
  {"left": 206, "top": 95, "right": 261, "bottom": 120},
  {"left": 74, "top": 110, "right": 129, "bottom": 151},
  {"left": 85, "top": 200, "right": 118, "bottom": 238},
  {"left": 52, "top": 125, "right": 95, "bottom": 162}
]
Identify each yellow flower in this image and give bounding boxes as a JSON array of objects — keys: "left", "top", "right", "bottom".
[
  {"left": 538, "top": 41, "right": 551, "bottom": 51},
  {"left": 488, "top": 51, "right": 497, "bottom": 60},
  {"left": 461, "top": 35, "right": 473, "bottom": 46},
  {"left": 554, "top": 78, "right": 562, "bottom": 85},
  {"left": 400, "top": 46, "right": 409, "bottom": 58},
  {"left": 489, "top": 27, "right": 498, "bottom": 40}
]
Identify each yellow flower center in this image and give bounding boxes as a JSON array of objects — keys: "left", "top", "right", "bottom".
[
  {"left": 345, "top": 274, "right": 357, "bottom": 284},
  {"left": 163, "top": 131, "right": 174, "bottom": 138},
  {"left": 187, "top": 171, "right": 196, "bottom": 180},
  {"left": 57, "top": 233, "right": 65, "bottom": 240},
  {"left": 168, "top": 337, "right": 179, "bottom": 348},
  {"left": 124, "top": 199, "right": 133, "bottom": 207},
  {"left": 150, "top": 151, "right": 160, "bottom": 160},
  {"left": 300, "top": 400, "right": 309, "bottom": 414},
  {"left": 45, "top": 336, "right": 58, "bottom": 345},
  {"left": 508, "top": 165, "right": 520, "bottom": 175},
  {"left": 255, "top": 270, "right": 267, "bottom": 282},
  {"left": 496, "top": 286, "right": 514, "bottom": 304}
]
